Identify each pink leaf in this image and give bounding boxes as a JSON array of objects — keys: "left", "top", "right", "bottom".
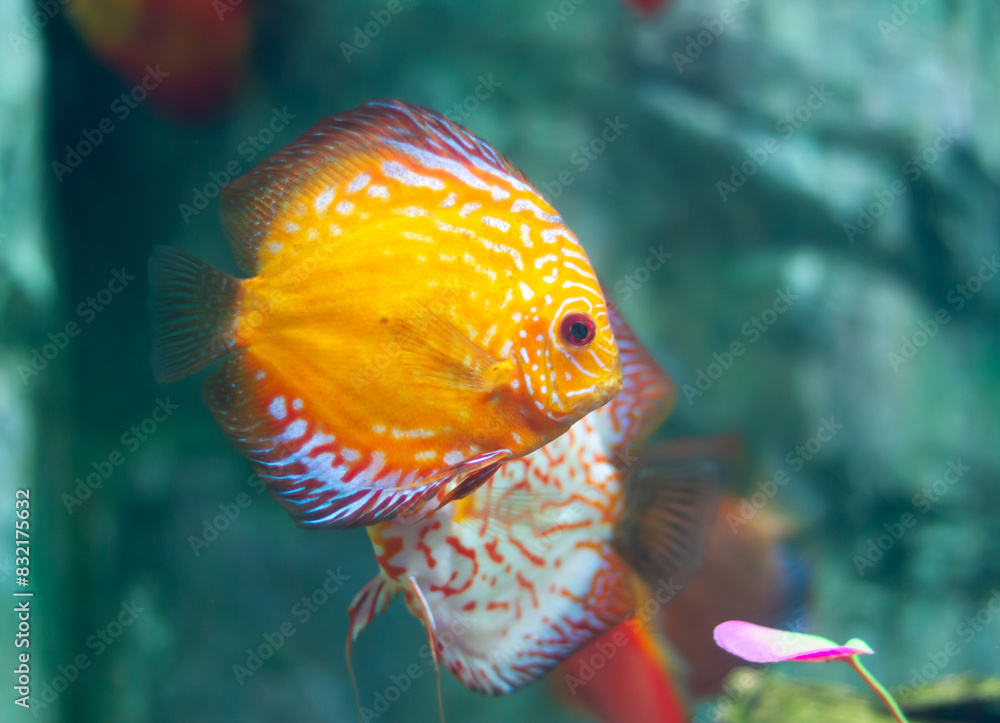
[{"left": 713, "top": 621, "right": 874, "bottom": 664}]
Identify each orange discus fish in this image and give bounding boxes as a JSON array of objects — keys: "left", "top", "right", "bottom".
[
  {"left": 150, "top": 100, "right": 623, "bottom": 528},
  {"left": 346, "top": 303, "right": 720, "bottom": 695}
]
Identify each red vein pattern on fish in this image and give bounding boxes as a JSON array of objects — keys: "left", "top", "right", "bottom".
[
  {"left": 150, "top": 100, "right": 623, "bottom": 529},
  {"left": 348, "top": 303, "right": 720, "bottom": 694}
]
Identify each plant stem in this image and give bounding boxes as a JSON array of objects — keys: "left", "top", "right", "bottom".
[{"left": 845, "top": 655, "right": 910, "bottom": 723}]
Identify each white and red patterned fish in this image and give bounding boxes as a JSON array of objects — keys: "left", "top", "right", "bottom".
[
  {"left": 150, "top": 100, "right": 622, "bottom": 529},
  {"left": 346, "top": 303, "right": 721, "bottom": 694}
]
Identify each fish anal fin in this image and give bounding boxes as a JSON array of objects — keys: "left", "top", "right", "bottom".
[{"left": 613, "top": 438, "right": 731, "bottom": 595}]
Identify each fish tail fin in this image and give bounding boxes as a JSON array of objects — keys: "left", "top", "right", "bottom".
[
  {"left": 612, "top": 438, "right": 730, "bottom": 595},
  {"left": 149, "top": 245, "right": 242, "bottom": 383}
]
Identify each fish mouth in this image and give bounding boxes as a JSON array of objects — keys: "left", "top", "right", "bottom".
[{"left": 595, "top": 358, "right": 624, "bottom": 407}]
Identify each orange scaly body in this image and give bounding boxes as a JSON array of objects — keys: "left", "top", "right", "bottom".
[{"left": 151, "top": 101, "right": 622, "bottom": 528}]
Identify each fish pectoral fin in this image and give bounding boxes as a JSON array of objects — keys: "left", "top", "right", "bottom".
[
  {"left": 612, "top": 439, "right": 727, "bottom": 595},
  {"left": 435, "top": 449, "right": 511, "bottom": 510},
  {"left": 394, "top": 298, "right": 512, "bottom": 393}
]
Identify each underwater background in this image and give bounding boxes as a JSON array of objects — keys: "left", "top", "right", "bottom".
[{"left": 1, "top": 0, "right": 999, "bottom": 721}]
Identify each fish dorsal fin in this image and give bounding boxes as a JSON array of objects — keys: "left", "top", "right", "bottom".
[
  {"left": 219, "top": 100, "right": 532, "bottom": 275},
  {"left": 598, "top": 302, "right": 677, "bottom": 463},
  {"left": 613, "top": 439, "right": 725, "bottom": 594}
]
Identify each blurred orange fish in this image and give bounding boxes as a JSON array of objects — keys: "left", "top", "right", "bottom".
[
  {"left": 150, "top": 100, "right": 623, "bottom": 529},
  {"left": 65, "top": 0, "right": 250, "bottom": 119}
]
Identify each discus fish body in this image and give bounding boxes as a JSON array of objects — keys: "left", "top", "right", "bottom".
[
  {"left": 347, "top": 304, "right": 720, "bottom": 694},
  {"left": 150, "top": 101, "right": 622, "bottom": 528}
]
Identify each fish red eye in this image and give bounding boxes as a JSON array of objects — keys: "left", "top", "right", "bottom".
[{"left": 560, "top": 313, "right": 596, "bottom": 347}]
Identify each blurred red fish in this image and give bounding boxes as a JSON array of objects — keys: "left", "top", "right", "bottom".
[
  {"left": 65, "top": 0, "right": 250, "bottom": 119},
  {"left": 621, "top": 0, "right": 672, "bottom": 16}
]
